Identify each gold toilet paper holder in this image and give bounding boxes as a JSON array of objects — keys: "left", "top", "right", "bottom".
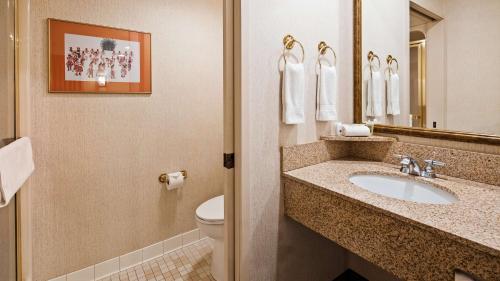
[{"left": 159, "top": 170, "right": 188, "bottom": 184}]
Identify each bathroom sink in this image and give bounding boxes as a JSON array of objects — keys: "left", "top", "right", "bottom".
[{"left": 349, "top": 174, "right": 458, "bottom": 204}]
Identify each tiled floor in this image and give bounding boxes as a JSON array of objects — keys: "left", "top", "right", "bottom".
[{"left": 98, "top": 238, "right": 216, "bottom": 281}]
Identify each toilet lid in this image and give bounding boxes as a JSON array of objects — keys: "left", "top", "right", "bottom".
[{"left": 196, "top": 195, "right": 224, "bottom": 222}]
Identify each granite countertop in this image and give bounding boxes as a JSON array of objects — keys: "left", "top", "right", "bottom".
[{"left": 283, "top": 159, "right": 500, "bottom": 257}]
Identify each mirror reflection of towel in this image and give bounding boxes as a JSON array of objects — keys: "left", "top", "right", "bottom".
[
  {"left": 366, "top": 71, "right": 383, "bottom": 117},
  {"left": 387, "top": 73, "right": 400, "bottom": 115}
]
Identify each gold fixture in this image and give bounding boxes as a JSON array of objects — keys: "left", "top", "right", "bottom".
[
  {"left": 409, "top": 41, "right": 426, "bottom": 127},
  {"left": 282, "top": 34, "right": 305, "bottom": 63},
  {"left": 386, "top": 54, "right": 399, "bottom": 73},
  {"left": 317, "top": 41, "right": 337, "bottom": 66},
  {"left": 367, "top": 51, "right": 380, "bottom": 69},
  {"left": 159, "top": 170, "right": 188, "bottom": 184}
]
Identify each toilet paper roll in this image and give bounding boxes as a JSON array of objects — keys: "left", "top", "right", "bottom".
[{"left": 167, "top": 171, "right": 184, "bottom": 190}]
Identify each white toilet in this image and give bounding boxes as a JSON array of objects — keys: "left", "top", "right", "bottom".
[{"left": 195, "top": 195, "right": 224, "bottom": 281}]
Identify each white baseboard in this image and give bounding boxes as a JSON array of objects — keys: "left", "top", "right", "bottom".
[{"left": 48, "top": 228, "right": 203, "bottom": 281}]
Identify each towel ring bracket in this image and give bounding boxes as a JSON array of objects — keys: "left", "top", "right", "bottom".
[
  {"left": 283, "top": 34, "right": 305, "bottom": 63},
  {"left": 318, "top": 41, "right": 337, "bottom": 66},
  {"left": 386, "top": 55, "right": 399, "bottom": 73},
  {"left": 367, "top": 51, "right": 381, "bottom": 70}
]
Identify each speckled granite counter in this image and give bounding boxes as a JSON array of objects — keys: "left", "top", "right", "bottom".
[{"left": 283, "top": 159, "right": 500, "bottom": 280}]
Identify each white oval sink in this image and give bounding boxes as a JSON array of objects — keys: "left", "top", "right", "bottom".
[{"left": 349, "top": 174, "right": 458, "bottom": 204}]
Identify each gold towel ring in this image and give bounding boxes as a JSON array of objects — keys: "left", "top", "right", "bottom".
[
  {"left": 367, "top": 51, "right": 381, "bottom": 70},
  {"left": 318, "top": 41, "right": 337, "bottom": 66},
  {"left": 386, "top": 55, "right": 399, "bottom": 73},
  {"left": 283, "top": 34, "right": 305, "bottom": 63}
]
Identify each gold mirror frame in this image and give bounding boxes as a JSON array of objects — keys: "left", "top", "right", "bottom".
[{"left": 352, "top": 0, "right": 500, "bottom": 145}]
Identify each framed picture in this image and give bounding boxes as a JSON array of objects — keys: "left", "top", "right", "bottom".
[{"left": 48, "top": 19, "right": 152, "bottom": 94}]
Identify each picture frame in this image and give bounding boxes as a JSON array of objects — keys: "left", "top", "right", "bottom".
[{"left": 48, "top": 18, "right": 152, "bottom": 94}]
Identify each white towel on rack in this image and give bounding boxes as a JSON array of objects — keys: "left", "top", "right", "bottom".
[
  {"left": 0, "top": 137, "right": 35, "bottom": 208},
  {"left": 387, "top": 72, "right": 400, "bottom": 115},
  {"left": 366, "top": 71, "right": 383, "bottom": 117},
  {"left": 282, "top": 62, "right": 305, "bottom": 124},
  {"left": 316, "top": 65, "right": 338, "bottom": 121}
]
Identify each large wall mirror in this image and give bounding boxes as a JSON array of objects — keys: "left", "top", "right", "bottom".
[{"left": 353, "top": 0, "right": 500, "bottom": 145}]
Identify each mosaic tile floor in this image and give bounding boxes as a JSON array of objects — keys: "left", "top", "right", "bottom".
[{"left": 98, "top": 238, "right": 216, "bottom": 281}]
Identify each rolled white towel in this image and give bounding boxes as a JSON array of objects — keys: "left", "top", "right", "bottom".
[{"left": 340, "top": 124, "right": 371, "bottom": 137}]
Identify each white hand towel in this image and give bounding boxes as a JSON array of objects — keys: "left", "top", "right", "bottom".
[
  {"left": 340, "top": 124, "right": 371, "bottom": 137},
  {"left": 316, "top": 65, "right": 338, "bottom": 121},
  {"left": 282, "top": 62, "right": 305, "bottom": 124},
  {"left": 0, "top": 137, "right": 35, "bottom": 207},
  {"left": 387, "top": 72, "right": 400, "bottom": 115},
  {"left": 366, "top": 71, "right": 383, "bottom": 117}
]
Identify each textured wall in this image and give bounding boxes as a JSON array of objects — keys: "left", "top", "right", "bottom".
[
  {"left": 443, "top": 0, "right": 500, "bottom": 135},
  {"left": 362, "top": 0, "right": 411, "bottom": 126},
  {"left": 0, "top": 1, "right": 16, "bottom": 280},
  {"left": 0, "top": 0, "right": 15, "bottom": 144},
  {"left": 0, "top": 203, "right": 16, "bottom": 281},
  {"left": 28, "top": 0, "right": 223, "bottom": 280},
  {"left": 239, "top": 0, "right": 353, "bottom": 280}
]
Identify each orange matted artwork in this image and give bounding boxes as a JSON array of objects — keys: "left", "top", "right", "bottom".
[{"left": 48, "top": 19, "right": 152, "bottom": 94}]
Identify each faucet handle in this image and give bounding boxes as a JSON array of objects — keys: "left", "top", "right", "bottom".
[
  {"left": 422, "top": 159, "right": 445, "bottom": 178},
  {"left": 424, "top": 159, "right": 445, "bottom": 167},
  {"left": 394, "top": 154, "right": 411, "bottom": 173},
  {"left": 394, "top": 154, "right": 411, "bottom": 165}
]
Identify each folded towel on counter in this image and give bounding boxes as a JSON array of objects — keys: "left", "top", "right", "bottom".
[
  {"left": 282, "top": 62, "right": 305, "bottom": 124},
  {"left": 366, "top": 71, "right": 383, "bottom": 117},
  {"left": 340, "top": 124, "right": 371, "bottom": 137},
  {"left": 387, "top": 72, "right": 400, "bottom": 115},
  {"left": 0, "top": 137, "right": 35, "bottom": 208},
  {"left": 316, "top": 65, "right": 338, "bottom": 121}
]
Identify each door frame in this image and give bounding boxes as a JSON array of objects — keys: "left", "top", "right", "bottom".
[{"left": 409, "top": 39, "right": 426, "bottom": 128}]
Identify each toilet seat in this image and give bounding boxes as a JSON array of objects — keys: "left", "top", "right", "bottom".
[{"left": 196, "top": 195, "right": 224, "bottom": 225}]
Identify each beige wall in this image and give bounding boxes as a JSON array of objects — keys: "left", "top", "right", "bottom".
[
  {"left": 366, "top": 0, "right": 500, "bottom": 135},
  {"left": 412, "top": 0, "right": 444, "bottom": 17},
  {"left": 362, "top": 0, "right": 411, "bottom": 126},
  {"left": 0, "top": 0, "right": 15, "bottom": 145},
  {"left": 0, "top": 1, "right": 16, "bottom": 280},
  {"left": 0, "top": 203, "right": 16, "bottom": 281},
  {"left": 413, "top": 0, "right": 500, "bottom": 135},
  {"left": 239, "top": 0, "right": 353, "bottom": 280},
  {"left": 28, "top": 0, "right": 223, "bottom": 280},
  {"left": 443, "top": 0, "right": 500, "bottom": 135}
]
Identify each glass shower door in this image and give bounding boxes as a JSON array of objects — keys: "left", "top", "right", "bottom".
[{"left": 0, "top": 0, "right": 17, "bottom": 280}]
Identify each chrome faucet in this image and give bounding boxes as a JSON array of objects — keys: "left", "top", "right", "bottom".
[
  {"left": 396, "top": 155, "right": 421, "bottom": 176},
  {"left": 421, "top": 159, "right": 445, "bottom": 178},
  {"left": 395, "top": 155, "right": 445, "bottom": 178}
]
